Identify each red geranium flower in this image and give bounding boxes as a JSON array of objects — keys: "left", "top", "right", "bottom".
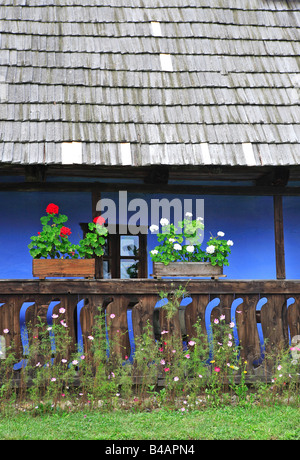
[
  {"left": 46, "top": 203, "right": 59, "bottom": 214},
  {"left": 93, "top": 216, "right": 106, "bottom": 225},
  {"left": 60, "top": 226, "right": 72, "bottom": 237}
]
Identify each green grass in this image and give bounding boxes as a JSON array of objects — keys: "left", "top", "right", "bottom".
[{"left": 0, "top": 405, "right": 299, "bottom": 440}]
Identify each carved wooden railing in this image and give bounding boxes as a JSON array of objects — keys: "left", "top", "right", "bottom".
[{"left": 0, "top": 279, "right": 300, "bottom": 376}]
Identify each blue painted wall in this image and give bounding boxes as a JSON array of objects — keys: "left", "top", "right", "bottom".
[
  {"left": 0, "top": 189, "right": 299, "bottom": 279},
  {"left": 144, "top": 193, "right": 277, "bottom": 280},
  {"left": 0, "top": 191, "right": 91, "bottom": 278},
  {"left": 282, "top": 196, "right": 300, "bottom": 279}
]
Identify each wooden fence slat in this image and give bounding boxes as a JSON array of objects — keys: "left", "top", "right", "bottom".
[
  {"left": 219, "top": 294, "right": 235, "bottom": 323},
  {"left": 260, "top": 294, "right": 289, "bottom": 358},
  {"left": 158, "top": 294, "right": 182, "bottom": 342},
  {"left": 131, "top": 295, "right": 158, "bottom": 342},
  {"left": 0, "top": 296, "right": 24, "bottom": 360},
  {"left": 235, "top": 295, "right": 261, "bottom": 369},
  {"left": 0, "top": 298, "right": 13, "bottom": 357},
  {"left": 25, "top": 301, "right": 48, "bottom": 365},
  {"left": 79, "top": 295, "right": 113, "bottom": 355},
  {"left": 106, "top": 295, "right": 131, "bottom": 359},
  {"left": 185, "top": 294, "right": 210, "bottom": 341},
  {"left": 287, "top": 295, "right": 300, "bottom": 340}
]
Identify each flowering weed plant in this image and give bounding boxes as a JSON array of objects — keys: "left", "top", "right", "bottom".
[
  {"left": 149, "top": 213, "right": 233, "bottom": 266},
  {"left": 28, "top": 203, "right": 108, "bottom": 259}
]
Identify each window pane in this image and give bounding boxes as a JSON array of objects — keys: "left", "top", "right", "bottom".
[
  {"left": 103, "top": 239, "right": 109, "bottom": 257},
  {"left": 120, "top": 235, "right": 139, "bottom": 257},
  {"left": 120, "top": 259, "right": 139, "bottom": 278},
  {"left": 103, "top": 260, "right": 111, "bottom": 279}
]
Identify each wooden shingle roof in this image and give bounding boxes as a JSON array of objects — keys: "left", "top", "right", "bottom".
[{"left": 0, "top": 0, "right": 299, "bottom": 167}]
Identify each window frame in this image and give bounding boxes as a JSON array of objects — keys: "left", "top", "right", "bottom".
[{"left": 80, "top": 223, "right": 148, "bottom": 279}]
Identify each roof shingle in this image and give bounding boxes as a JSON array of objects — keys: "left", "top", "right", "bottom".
[{"left": 0, "top": 0, "right": 299, "bottom": 166}]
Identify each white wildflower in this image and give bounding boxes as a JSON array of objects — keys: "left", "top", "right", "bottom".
[{"left": 217, "top": 231, "right": 225, "bottom": 237}]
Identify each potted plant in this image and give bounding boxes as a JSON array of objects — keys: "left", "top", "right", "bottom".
[
  {"left": 28, "top": 203, "right": 108, "bottom": 279},
  {"left": 149, "top": 213, "right": 233, "bottom": 279}
]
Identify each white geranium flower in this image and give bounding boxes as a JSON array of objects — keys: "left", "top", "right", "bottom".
[
  {"left": 206, "top": 245, "right": 215, "bottom": 254},
  {"left": 185, "top": 212, "right": 193, "bottom": 217},
  {"left": 169, "top": 238, "right": 176, "bottom": 243},
  {"left": 160, "top": 218, "right": 169, "bottom": 226},
  {"left": 149, "top": 224, "right": 159, "bottom": 233},
  {"left": 151, "top": 249, "right": 158, "bottom": 255},
  {"left": 196, "top": 217, "right": 203, "bottom": 221},
  {"left": 186, "top": 245, "right": 194, "bottom": 253},
  {"left": 227, "top": 240, "right": 234, "bottom": 246},
  {"left": 174, "top": 243, "right": 182, "bottom": 250},
  {"left": 217, "top": 231, "right": 225, "bottom": 237}
]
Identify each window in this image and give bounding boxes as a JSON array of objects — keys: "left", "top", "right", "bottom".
[{"left": 80, "top": 224, "right": 148, "bottom": 279}]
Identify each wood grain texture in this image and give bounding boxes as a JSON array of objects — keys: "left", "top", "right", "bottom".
[
  {"left": 152, "top": 262, "right": 223, "bottom": 278},
  {"left": 32, "top": 259, "right": 95, "bottom": 279}
]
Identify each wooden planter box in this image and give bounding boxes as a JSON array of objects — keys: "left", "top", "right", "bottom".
[
  {"left": 152, "top": 261, "right": 225, "bottom": 279},
  {"left": 32, "top": 259, "right": 95, "bottom": 279}
]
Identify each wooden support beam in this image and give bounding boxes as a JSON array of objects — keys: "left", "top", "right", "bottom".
[
  {"left": 144, "top": 165, "right": 169, "bottom": 184},
  {"left": 273, "top": 195, "right": 286, "bottom": 280},
  {"left": 0, "top": 181, "right": 300, "bottom": 195},
  {"left": 256, "top": 167, "right": 290, "bottom": 187},
  {"left": 24, "top": 165, "right": 47, "bottom": 183},
  {"left": 2, "top": 279, "right": 300, "bottom": 295}
]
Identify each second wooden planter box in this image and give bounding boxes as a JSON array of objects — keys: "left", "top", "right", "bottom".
[
  {"left": 32, "top": 259, "right": 96, "bottom": 279},
  {"left": 152, "top": 261, "right": 224, "bottom": 279}
]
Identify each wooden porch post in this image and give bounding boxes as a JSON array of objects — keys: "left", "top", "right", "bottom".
[{"left": 273, "top": 195, "right": 286, "bottom": 280}]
